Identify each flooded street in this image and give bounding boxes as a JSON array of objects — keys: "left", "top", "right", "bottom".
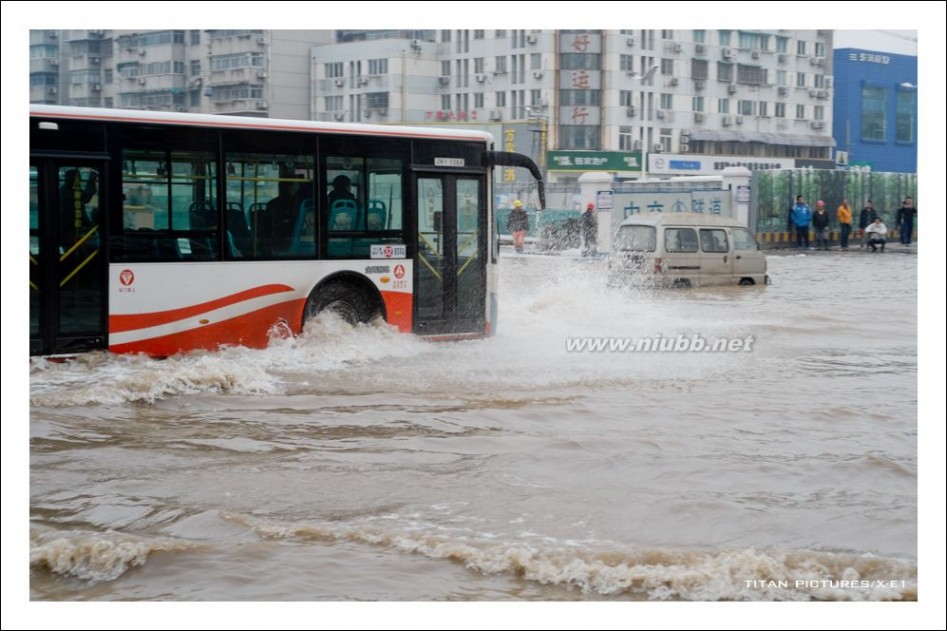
[{"left": 26, "top": 248, "right": 918, "bottom": 605}]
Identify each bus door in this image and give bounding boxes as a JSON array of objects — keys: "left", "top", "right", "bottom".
[
  {"left": 414, "top": 174, "right": 486, "bottom": 335},
  {"left": 30, "top": 160, "right": 108, "bottom": 356}
]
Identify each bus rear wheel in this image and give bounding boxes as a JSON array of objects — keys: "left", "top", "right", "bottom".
[{"left": 305, "top": 283, "right": 376, "bottom": 326}]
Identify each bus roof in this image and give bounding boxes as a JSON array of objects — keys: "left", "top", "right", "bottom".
[
  {"left": 618, "top": 212, "right": 746, "bottom": 228},
  {"left": 30, "top": 104, "right": 495, "bottom": 145}
]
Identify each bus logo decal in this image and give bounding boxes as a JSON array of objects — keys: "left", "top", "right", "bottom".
[
  {"left": 119, "top": 269, "right": 135, "bottom": 286},
  {"left": 394, "top": 264, "right": 406, "bottom": 280}
]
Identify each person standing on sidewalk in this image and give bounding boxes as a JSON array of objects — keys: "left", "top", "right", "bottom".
[
  {"left": 895, "top": 196, "right": 917, "bottom": 246},
  {"left": 787, "top": 195, "right": 812, "bottom": 250},
  {"left": 837, "top": 198, "right": 853, "bottom": 250},
  {"left": 812, "top": 200, "right": 831, "bottom": 250}
]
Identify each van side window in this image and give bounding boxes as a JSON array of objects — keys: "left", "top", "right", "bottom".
[
  {"left": 665, "top": 228, "right": 698, "bottom": 253},
  {"left": 700, "top": 229, "right": 728, "bottom": 253},
  {"left": 731, "top": 228, "right": 759, "bottom": 251}
]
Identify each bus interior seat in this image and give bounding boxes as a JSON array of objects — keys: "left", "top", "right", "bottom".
[
  {"left": 367, "top": 200, "right": 387, "bottom": 231},
  {"left": 226, "top": 202, "right": 253, "bottom": 256},
  {"left": 329, "top": 199, "right": 357, "bottom": 231},
  {"left": 290, "top": 198, "right": 316, "bottom": 255}
]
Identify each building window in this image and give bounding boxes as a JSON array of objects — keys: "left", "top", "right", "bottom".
[
  {"left": 660, "top": 93, "right": 673, "bottom": 109},
  {"left": 474, "top": 57, "right": 485, "bottom": 73},
  {"left": 692, "top": 59, "right": 709, "bottom": 80},
  {"left": 530, "top": 53, "right": 542, "bottom": 70},
  {"left": 776, "top": 36, "right": 788, "bottom": 53},
  {"left": 368, "top": 59, "right": 388, "bottom": 75},
  {"left": 737, "top": 64, "right": 766, "bottom": 85},
  {"left": 210, "top": 53, "right": 264, "bottom": 71},
  {"left": 326, "top": 63, "right": 343, "bottom": 78},
  {"left": 620, "top": 55, "right": 635, "bottom": 72},
  {"left": 717, "top": 62, "right": 734, "bottom": 83},
  {"left": 814, "top": 105, "right": 824, "bottom": 120},
  {"left": 619, "top": 126, "right": 633, "bottom": 151},
  {"left": 559, "top": 125, "right": 600, "bottom": 150},
  {"left": 796, "top": 104, "right": 806, "bottom": 120},
  {"left": 190, "top": 60, "right": 201, "bottom": 76},
  {"left": 738, "top": 100, "right": 754, "bottom": 115},
  {"left": 861, "top": 86, "right": 887, "bottom": 141},
  {"left": 530, "top": 89, "right": 542, "bottom": 105},
  {"left": 718, "top": 30, "right": 731, "bottom": 46},
  {"left": 814, "top": 74, "right": 825, "bottom": 88},
  {"left": 496, "top": 91, "right": 506, "bottom": 107},
  {"left": 814, "top": 42, "right": 825, "bottom": 57},
  {"left": 896, "top": 89, "right": 916, "bottom": 143},
  {"left": 796, "top": 40, "right": 806, "bottom": 55},
  {"left": 560, "top": 54, "right": 601, "bottom": 70},
  {"left": 796, "top": 72, "right": 806, "bottom": 88},
  {"left": 495, "top": 30, "right": 506, "bottom": 38},
  {"left": 620, "top": 90, "right": 633, "bottom": 107},
  {"left": 718, "top": 98, "right": 730, "bottom": 114},
  {"left": 474, "top": 92, "right": 484, "bottom": 108},
  {"left": 693, "top": 96, "right": 704, "bottom": 112},
  {"left": 441, "top": 94, "right": 451, "bottom": 110},
  {"left": 775, "top": 102, "right": 786, "bottom": 118},
  {"left": 474, "top": 30, "right": 484, "bottom": 40},
  {"left": 661, "top": 30, "right": 674, "bottom": 39},
  {"left": 441, "top": 30, "right": 451, "bottom": 43},
  {"left": 325, "top": 95, "right": 343, "bottom": 111},
  {"left": 661, "top": 59, "right": 674, "bottom": 75},
  {"left": 758, "top": 101, "right": 768, "bottom": 117},
  {"left": 190, "top": 30, "right": 200, "bottom": 46},
  {"left": 659, "top": 128, "right": 672, "bottom": 152},
  {"left": 693, "top": 30, "right": 706, "bottom": 43},
  {"left": 560, "top": 89, "right": 600, "bottom": 106},
  {"left": 494, "top": 56, "right": 507, "bottom": 74}
]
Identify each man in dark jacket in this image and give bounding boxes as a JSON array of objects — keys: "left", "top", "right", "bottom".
[
  {"left": 895, "top": 196, "right": 916, "bottom": 245},
  {"left": 811, "top": 200, "right": 831, "bottom": 250}
]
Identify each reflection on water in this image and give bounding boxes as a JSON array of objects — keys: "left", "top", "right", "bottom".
[{"left": 29, "top": 251, "right": 918, "bottom": 603}]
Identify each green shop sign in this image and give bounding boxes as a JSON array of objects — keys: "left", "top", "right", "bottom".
[{"left": 547, "top": 151, "right": 643, "bottom": 173}]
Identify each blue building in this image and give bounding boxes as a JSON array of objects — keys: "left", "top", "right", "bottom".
[{"left": 832, "top": 48, "right": 917, "bottom": 173}]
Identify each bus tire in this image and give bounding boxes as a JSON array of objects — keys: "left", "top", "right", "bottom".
[
  {"left": 305, "top": 283, "right": 376, "bottom": 326},
  {"left": 671, "top": 278, "right": 691, "bottom": 289},
  {"left": 739, "top": 278, "right": 755, "bottom": 286}
]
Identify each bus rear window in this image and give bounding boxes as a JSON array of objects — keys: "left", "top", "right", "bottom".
[{"left": 616, "top": 225, "right": 656, "bottom": 252}]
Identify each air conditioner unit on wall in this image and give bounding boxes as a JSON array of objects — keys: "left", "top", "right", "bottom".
[
  {"left": 735, "top": 115, "right": 744, "bottom": 125},
  {"left": 680, "top": 143, "right": 689, "bottom": 152},
  {"left": 633, "top": 139, "right": 642, "bottom": 151},
  {"left": 527, "top": 34, "right": 537, "bottom": 44},
  {"left": 695, "top": 44, "right": 706, "bottom": 56},
  {"left": 626, "top": 36, "right": 636, "bottom": 47},
  {"left": 721, "top": 115, "right": 732, "bottom": 126},
  {"left": 476, "top": 73, "right": 486, "bottom": 83},
  {"left": 694, "top": 79, "right": 705, "bottom": 90},
  {"left": 778, "top": 86, "right": 788, "bottom": 96},
  {"left": 626, "top": 105, "right": 636, "bottom": 116},
  {"left": 489, "top": 109, "right": 502, "bottom": 121},
  {"left": 669, "top": 77, "right": 679, "bottom": 86},
  {"left": 438, "top": 75, "right": 450, "bottom": 85},
  {"left": 693, "top": 112, "right": 704, "bottom": 123},
  {"left": 727, "top": 83, "right": 737, "bottom": 94},
  {"left": 751, "top": 50, "right": 761, "bottom": 59},
  {"left": 722, "top": 47, "right": 734, "bottom": 59},
  {"left": 653, "top": 143, "right": 664, "bottom": 152},
  {"left": 334, "top": 111, "right": 345, "bottom": 121},
  {"left": 335, "top": 77, "right": 345, "bottom": 87},
  {"left": 656, "top": 109, "right": 666, "bottom": 119},
  {"left": 357, "top": 76, "right": 369, "bottom": 86},
  {"left": 532, "top": 70, "right": 544, "bottom": 79},
  {"left": 777, "top": 53, "right": 787, "bottom": 63}
]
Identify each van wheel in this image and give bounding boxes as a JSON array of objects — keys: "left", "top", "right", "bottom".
[
  {"left": 671, "top": 278, "right": 691, "bottom": 289},
  {"left": 739, "top": 278, "right": 755, "bottom": 286},
  {"left": 305, "top": 283, "right": 375, "bottom": 325}
]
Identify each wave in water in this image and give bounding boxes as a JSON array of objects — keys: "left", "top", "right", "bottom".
[{"left": 224, "top": 512, "right": 917, "bottom": 601}]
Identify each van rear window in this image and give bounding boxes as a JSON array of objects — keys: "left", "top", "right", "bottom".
[{"left": 616, "top": 225, "right": 656, "bottom": 251}]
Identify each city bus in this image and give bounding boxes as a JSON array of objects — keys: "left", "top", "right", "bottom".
[{"left": 30, "top": 105, "right": 544, "bottom": 357}]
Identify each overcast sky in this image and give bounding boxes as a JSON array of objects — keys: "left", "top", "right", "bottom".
[{"left": 833, "top": 30, "right": 918, "bottom": 55}]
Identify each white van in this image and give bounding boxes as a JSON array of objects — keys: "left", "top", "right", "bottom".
[{"left": 608, "top": 212, "right": 768, "bottom": 288}]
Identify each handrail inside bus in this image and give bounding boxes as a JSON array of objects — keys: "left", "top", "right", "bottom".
[{"left": 482, "top": 151, "right": 545, "bottom": 210}]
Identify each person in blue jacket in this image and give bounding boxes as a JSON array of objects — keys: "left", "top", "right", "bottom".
[{"left": 786, "top": 194, "right": 812, "bottom": 250}]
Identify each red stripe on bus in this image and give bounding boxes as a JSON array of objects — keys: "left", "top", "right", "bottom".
[
  {"left": 108, "top": 300, "right": 306, "bottom": 357},
  {"left": 109, "top": 284, "right": 296, "bottom": 333},
  {"left": 380, "top": 291, "right": 413, "bottom": 333}
]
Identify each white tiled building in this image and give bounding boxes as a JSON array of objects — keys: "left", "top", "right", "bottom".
[{"left": 31, "top": 29, "right": 835, "bottom": 180}]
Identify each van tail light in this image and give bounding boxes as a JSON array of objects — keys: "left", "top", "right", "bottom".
[{"left": 653, "top": 257, "right": 663, "bottom": 273}]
